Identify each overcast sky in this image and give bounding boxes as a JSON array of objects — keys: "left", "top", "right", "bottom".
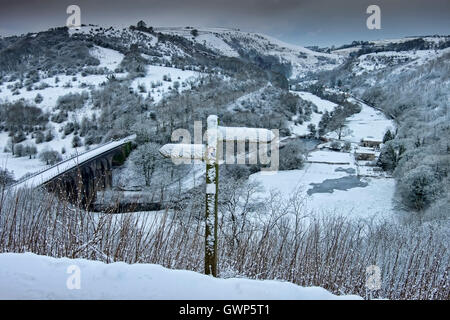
[{"left": 1, "top": 0, "right": 449, "bottom": 46}]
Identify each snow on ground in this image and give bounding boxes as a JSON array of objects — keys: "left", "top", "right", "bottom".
[
  {"left": 0, "top": 134, "right": 87, "bottom": 181},
  {"left": 295, "top": 91, "right": 338, "bottom": 113},
  {"left": 154, "top": 27, "right": 240, "bottom": 57},
  {"left": 289, "top": 91, "right": 337, "bottom": 136},
  {"left": 0, "top": 252, "right": 361, "bottom": 300},
  {"left": 0, "top": 46, "right": 128, "bottom": 179},
  {"left": 0, "top": 97, "right": 104, "bottom": 180},
  {"left": 156, "top": 27, "right": 342, "bottom": 79},
  {"left": 391, "top": 47, "right": 450, "bottom": 74},
  {"left": 353, "top": 48, "right": 450, "bottom": 76},
  {"left": 250, "top": 91, "right": 397, "bottom": 221},
  {"left": 10, "top": 135, "right": 135, "bottom": 190},
  {"left": 226, "top": 85, "right": 269, "bottom": 112},
  {"left": 89, "top": 45, "right": 124, "bottom": 71},
  {"left": 290, "top": 112, "right": 322, "bottom": 136},
  {"left": 331, "top": 46, "right": 361, "bottom": 56},
  {"left": 113, "top": 159, "right": 205, "bottom": 202},
  {"left": 194, "top": 32, "right": 240, "bottom": 57},
  {"left": 250, "top": 160, "right": 396, "bottom": 221},
  {"left": 307, "top": 150, "right": 354, "bottom": 164},
  {"left": 130, "top": 65, "right": 201, "bottom": 103},
  {"left": 253, "top": 92, "right": 396, "bottom": 221},
  {"left": 0, "top": 46, "right": 126, "bottom": 111},
  {"left": 0, "top": 146, "right": 45, "bottom": 180},
  {"left": 326, "top": 98, "right": 394, "bottom": 143},
  {"left": 242, "top": 32, "right": 342, "bottom": 79},
  {"left": 0, "top": 73, "right": 127, "bottom": 112},
  {"left": 68, "top": 25, "right": 98, "bottom": 36}
]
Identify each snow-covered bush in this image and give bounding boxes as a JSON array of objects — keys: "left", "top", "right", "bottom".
[
  {"left": 34, "top": 131, "right": 44, "bottom": 144},
  {"left": 343, "top": 141, "right": 351, "bottom": 152},
  {"left": 56, "top": 92, "right": 89, "bottom": 112},
  {"left": 13, "top": 143, "right": 24, "bottom": 157},
  {"left": 129, "top": 142, "right": 163, "bottom": 187},
  {"left": 279, "top": 140, "right": 305, "bottom": 170},
  {"left": 72, "top": 135, "right": 83, "bottom": 148},
  {"left": 38, "top": 149, "right": 62, "bottom": 165},
  {"left": 397, "top": 165, "right": 443, "bottom": 211},
  {"left": 24, "top": 143, "right": 37, "bottom": 159},
  {"left": 0, "top": 168, "right": 15, "bottom": 186},
  {"left": 44, "top": 129, "right": 54, "bottom": 142},
  {"left": 34, "top": 93, "right": 43, "bottom": 104},
  {"left": 0, "top": 101, "right": 48, "bottom": 132},
  {"left": 50, "top": 111, "right": 68, "bottom": 123}
]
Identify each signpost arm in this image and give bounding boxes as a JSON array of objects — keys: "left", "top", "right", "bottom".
[{"left": 205, "top": 115, "right": 219, "bottom": 277}]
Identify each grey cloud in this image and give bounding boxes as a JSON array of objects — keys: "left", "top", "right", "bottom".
[{"left": 0, "top": 0, "right": 448, "bottom": 46}]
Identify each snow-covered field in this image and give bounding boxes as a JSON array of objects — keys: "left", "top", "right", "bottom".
[
  {"left": 0, "top": 45, "right": 128, "bottom": 111},
  {"left": 307, "top": 150, "right": 353, "bottom": 164},
  {"left": 326, "top": 98, "right": 395, "bottom": 143},
  {"left": 251, "top": 160, "right": 395, "bottom": 221},
  {"left": 0, "top": 73, "right": 121, "bottom": 112},
  {"left": 288, "top": 91, "right": 394, "bottom": 143},
  {"left": 0, "top": 252, "right": 361, "bottom": 300},
  {"left": 0, "top": 146, "right": 45, "bottom": 180}
]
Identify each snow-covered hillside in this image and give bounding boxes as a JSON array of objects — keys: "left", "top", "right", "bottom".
[
  {"left": 65, "top": 24, "right": 343, "bottom": 80},
  {"left": 0, "top": 26, "right": 212, "bottom": 180},
  {"left": 130, "top": 65, "right": 202, "bottom": 103},
  {"left": 156, "top": 27, "right": 240, "bottom": 58},
  {"left": 0, "top": 252, "right": 361, "bottom": 299},
  {"left": 289, "top": 91, "right": 338, "bottom": 136},
  {"left": 0, "top": 24, "right": 342, "bottom": 181},
  {"left": 352, "top": 47, "right": 450, "bottom": 77},
  {"left": 0, "top": 49, "right": 127, "bottom": 179},
  {"left": 89, "top": 45, "right": 124, "bottom": 71},
  {"left": 157, "top": 27, "right": 343, "bottom": 79},
  {"left": 327, "top": 35, "right": 450, "bottom": 85}
]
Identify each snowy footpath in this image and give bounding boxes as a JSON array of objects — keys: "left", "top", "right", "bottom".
[{"left": 0, "top": 253, "right": 361, "bottom": 300}]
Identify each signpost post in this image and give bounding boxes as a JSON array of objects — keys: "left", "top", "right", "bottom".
[{"left": 159, "top": 115, "right": 276, "bottom": 277}]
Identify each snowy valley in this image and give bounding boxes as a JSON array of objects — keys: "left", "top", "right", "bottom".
[{"left": 0, "top": 23, "right": 448, "bottom": 300}]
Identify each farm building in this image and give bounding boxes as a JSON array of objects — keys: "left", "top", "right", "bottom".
[
  {"left": 354, "top": 148, "right": 377, "bottom": 161},
  {"left": 360, "top": 138, "right": 382, "bottom": 148}
]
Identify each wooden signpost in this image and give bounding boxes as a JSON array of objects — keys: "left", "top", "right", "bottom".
[{"left": 159, "top": 115, "right": 276, "bottom": 277}]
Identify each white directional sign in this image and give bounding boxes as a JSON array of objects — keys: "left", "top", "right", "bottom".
[
  {"left": 159, "top": 143, "right": 205, "bottom": 160},
  {"left": 218, "top": 126, "right": 276, "bottom": 143},
  {"left": 159, "top": 115, "right": 277, "bottom": 277}
]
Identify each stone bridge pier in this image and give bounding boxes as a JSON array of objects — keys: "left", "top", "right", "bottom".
[{"left": 45, "top": 143, "right": 132, "bottom": 208}]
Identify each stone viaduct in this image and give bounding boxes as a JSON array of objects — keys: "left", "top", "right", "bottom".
[{"left": 10, "top": 135, "right": 135, "bottom": 208}]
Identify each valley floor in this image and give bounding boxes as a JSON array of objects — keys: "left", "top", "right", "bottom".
[
  {"left": 251, "top": 92, "right": 397, "bottom": 221},
  {"left": 251, "top": 161, "right": 396, "bottom": 221}
]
